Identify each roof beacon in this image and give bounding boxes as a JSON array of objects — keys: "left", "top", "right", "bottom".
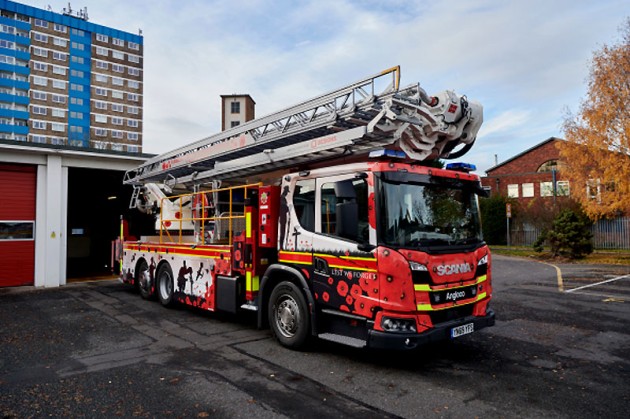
[
  {"left": 368, "top": 149, "right": 407, "bottom": 159},
  {"left": 445, "top": 162, "right": 477, "bottom": 172}
]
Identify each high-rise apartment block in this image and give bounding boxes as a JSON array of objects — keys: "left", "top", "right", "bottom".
[{"left": 0, "top": 0, "right": 143, "bottom": 152}]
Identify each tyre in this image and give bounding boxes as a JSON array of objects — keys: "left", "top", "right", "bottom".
[
  {"left": 268, "top": 281, "right": 310, "bottom": 349},
  {"left": 157, "top": 263, "right": 175, "bottom": 307},
  {"left": 137, "top": 259, "right": 153, "bottom": 300}
]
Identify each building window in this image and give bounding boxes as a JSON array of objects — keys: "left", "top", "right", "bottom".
[
  {"left": 54, "top": 23, "right": 67, "bottom": 33},
  {"left": 556, "top": 181, "right": 570, "bottom": 196},
  {"left": 71, "top": 56, "right": 85, "bottom": 64},
  {"left": 127, "top": 145, "right": 138, "bottom": 152},
  {"left": 52, "top": 80, "right": 66, "bottom": 89},
  {"left": 0, "top": 39, "right": 15, "bottom": 49},
  {"left": 34, "top": 19, "right": 48, "bottom": 28},
  {"left": 33, "top": 33, "right": 48, "bottom": 43},
  {"left": 53, "top": 52, "right": 67, "bottom": 61},
  {"left": 112, "top": 64, "right": 124, "bottom": 73},
  {"left": 95, "top": 114, "right": 108, "bottom": 123},
  {"left": 128, "top": 41, "right": 140, "bottom": 50},
  {"left": 71, "top": 29, "right": 85, "bottom": 37},
  {"left": 70, "top": 97, "right": 83, "bottom": 106},
  {"left": 112, "top": 38, "right": 124, "bottom": 47},
  {"left": 71, "top": 69, "right": 85, "bottom": 78},
  {"left": 32, "top": 120, "right": 46, "bottom": 130},
  {"left": 128, "top": 132, "right": 138, "bottom": 141},
  {"left": 70, "top": 126, "right": 83, "bottom": 133},
  {"left": 51, "top": 123, "right": 64, "bottom": 132},
  {"left": 127, "top": 106, "right": 139, "bottom": 114},
  {"left": 112, "top": 51, "right": 124, "bottom": 60},
  {"left": 96, "top": 34, "right": 108, "bottom": 42},
  {"left": 112, "top": 117, "right": 123, "bottom": 125},
  {"left": 32, "top": 76, "right": 47, "bottom": 86},
  {"left": 33, "top": 62, "right": 48, "bottom": 72},
  {"left": 0, "top": 25, "right": 15, "bottom": 35},
  {"left": 522, "top": 183, "right": 534, "bottom": 198},
  {"left": 32, "top": 91, "right": 47, "bottom": 100},
  {"left": 231, "top": 102, "right": 240, "bottom": 114},
  {"left": 70, "top": 111, "right": 84, "bottom": 120},
  {"left": 95, "top": 88, "right": 107, "bottom": 96},
  {"left": 112, "top": 77, "right": 124, "bottom": 86},
  {"left": 507, "top": 184, "right": 519, "bottom": 198},
  {"left": 53, "top": 37, "right": 68, "bottom": 47},
  {"left": 95, "top": 74, "right": 108, "bottom": 83},
  {"left": 127, "top": 119, "right": 139, "bottom": 128},
  {"left": 95, "top": 128, "right": 106, "bottom": 136},
  {"left": 111, "top": 130, "right": 123, "bottom": 139},
  {"left": 128, "top": 55, "right": 140, "bottom": 63},
  {"left": 95, "top": 101, "right": 107, "bottom": 110},
  {"left": 51, "top": 108, "right": 65, "bottom": 118},
  {"left": 96, "top": 47, "right": 108, "bottom": 56},
  {"left": 111, "top": 90, "right": 123, "bottom": 99},
  {"left": 52, "top": 94, "right": 66, "bottom": 104},
  {"left": 231, "top": 121, "right": 240, "bottom": 128},
  {"left": 32, "top": 47, "right": 48, "bottom": 57},
  {"left": 112, "top": 104, "right": 124, "bottom": 112},
  {"left": 128, "top": 68, "right": 140, "bottom": 76},
  {"left": 0, "top": 55, "right": 15, "bottom": 64},
  {"left": 95, "top": 61, "right": 108, "bottom": 70},
  {"left": 52, "top": 65, "right": 66, "bottom": 75},
  {"left": 537, "top": 160, "right": 566, "bottom": 173},
  {"left": 540, "top": 182, "right": 553, "bottom": 197},
  {"left": 127, "top": 93, "right": 139, "bottom": 102},
  {"left": 70, "top": 83, "right": 84, "bottom": 92}
]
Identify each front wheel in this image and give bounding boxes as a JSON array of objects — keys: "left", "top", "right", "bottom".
[
  {"left": 157, "top": 263, "right": 175, "bottom": 307},
  {"left": 268, "top": 281, "right": 310, "bottom": 349}
]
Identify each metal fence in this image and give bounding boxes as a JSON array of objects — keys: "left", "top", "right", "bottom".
[{"left": 508, "top": 217, "right": 630, "bottom": 250}]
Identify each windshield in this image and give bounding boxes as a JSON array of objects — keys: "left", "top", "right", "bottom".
[{"left": 376, "top": 173, "right": 483, "bottom": 249}]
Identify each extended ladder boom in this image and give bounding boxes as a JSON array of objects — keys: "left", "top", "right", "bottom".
[{"left": 124, "top": 66, "right": 482, "bottom": 188}]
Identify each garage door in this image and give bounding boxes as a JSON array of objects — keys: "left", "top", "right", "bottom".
[{"left": 0, "top": 164, "right": 36, "bottom": 287}]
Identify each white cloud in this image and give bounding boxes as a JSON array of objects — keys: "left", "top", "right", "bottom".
[{"left": 22, "top": 0, "right": 629, "bottom": 170}]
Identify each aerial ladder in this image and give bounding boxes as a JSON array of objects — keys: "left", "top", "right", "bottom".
[{"left": 124, "top": 66, "right": 482, "bottom": 209}]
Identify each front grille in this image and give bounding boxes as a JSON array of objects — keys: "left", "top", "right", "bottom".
[{"left": 429, "top": 305, "right": 473, "bottom": 325}]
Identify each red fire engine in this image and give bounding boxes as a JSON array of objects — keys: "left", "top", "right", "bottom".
[{"left": 118, "top": 66, "right": 494, "bottom": 349}]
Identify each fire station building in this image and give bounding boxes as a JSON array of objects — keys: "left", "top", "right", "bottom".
[{"left": 0, "top": 141, "right": 149, "bottom": 288}]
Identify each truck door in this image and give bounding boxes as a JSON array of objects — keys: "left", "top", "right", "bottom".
[{"left": 311, "top": 174, "right": 376, "bottom": 314}]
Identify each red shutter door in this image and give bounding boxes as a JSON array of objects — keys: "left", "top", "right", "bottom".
[{"left": 0, "top": 164, "right": 36, "bottom": 287}]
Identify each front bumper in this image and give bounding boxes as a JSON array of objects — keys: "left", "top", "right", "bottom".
[{"left": 367, "top": 309, "right": 495, "bottom": 350}]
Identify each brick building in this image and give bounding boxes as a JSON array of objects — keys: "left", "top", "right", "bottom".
[
  {"left": 220, "top": 94, "right": 255, "bottom": 131},
  {"left": 481, "top": 137, "right": 571, "bottom": 202}
]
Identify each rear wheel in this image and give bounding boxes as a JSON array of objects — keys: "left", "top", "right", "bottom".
[
  {"left": 268, "top": 281, "right": 310, "bottom": 349},
  {"left": 157, "top": 263, "right": 175, "bottom": 307},
  {"left": 137, "top": 260, "right": 153, "bottom": 300}
]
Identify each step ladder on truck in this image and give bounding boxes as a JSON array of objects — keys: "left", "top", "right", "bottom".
[{"left": 118, "top": 66, "right": 495, "bottom": 350}]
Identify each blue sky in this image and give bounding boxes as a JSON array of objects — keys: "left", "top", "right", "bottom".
[{"left": 24, "top": 0, "right": 628, "bottom": 173}]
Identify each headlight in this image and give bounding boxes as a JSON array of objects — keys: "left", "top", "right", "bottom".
[
  {"left": 478, "top": 254, "right": 488, "bottom": 266},
  {"left": 409, "top": 261, "right": 428, "bottom": 271},
  {"left": 381, "top": 317, "right": 417, "bottom": 333}
]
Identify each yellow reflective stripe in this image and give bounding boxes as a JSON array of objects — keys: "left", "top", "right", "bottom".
[
  {"left": 416, "top": 292, "right": 487, "bottom": 311},
  {"left": 313, "top": 253, "right": 376, "bottom": 262},
  {"left": 246, "top": 271, "right": 252, "bottom": 291},
  {"left": 278, "top": 258, "right": 312, "bottom": 265},
  {"left": 252, "top": 275, "right": 260, "bottom": 292},
  {"left": 246, "top": 212, "right": 252, "bottom": 238},
  {"left": 414, "top": 275, "right": 487, "bottom": 292}
]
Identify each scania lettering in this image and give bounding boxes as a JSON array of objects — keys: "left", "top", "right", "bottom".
[{"left": 116, "top": 66, "right": 495, "bottom": 350}]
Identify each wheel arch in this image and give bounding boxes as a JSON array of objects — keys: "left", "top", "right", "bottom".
[{"left": 258, "top": 264, "right": 317, "bottom": 336}]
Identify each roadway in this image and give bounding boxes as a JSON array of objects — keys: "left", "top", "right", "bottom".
[{"left": 1, "top": 255, "right": 628, "bottom": 418}]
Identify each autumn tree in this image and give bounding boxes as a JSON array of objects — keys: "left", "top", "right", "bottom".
[{"left": 558, "top": 18, "right": 630, "bottom": 219}]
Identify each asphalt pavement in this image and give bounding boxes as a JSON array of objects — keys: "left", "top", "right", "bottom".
[{"left": 1, "top": 255, "right": 629, "bottom": 418}]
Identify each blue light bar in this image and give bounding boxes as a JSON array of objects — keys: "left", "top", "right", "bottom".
[
  {"left": 369, "top": 149, "right": 407, "bottom": 159},
  {"left": 445, "top": 162, "right": 477, "bottom": 172}
]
